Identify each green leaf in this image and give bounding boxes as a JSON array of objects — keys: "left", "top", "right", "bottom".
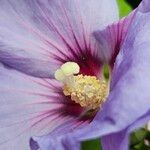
[
  {"left": 117, "top": 0, "right": 132, "bottom": 17},
  {"left": 130, "top": 128, "right": 148, "bottom": 146},
  {"left": 82, "top": 139, "right": 102, "bottom": 150},
  {"left": 130, "top": 128, "right": 150, "bottom": 150},
  {"left": 132, "top": 141, "right": 150, "bottom": 150}
]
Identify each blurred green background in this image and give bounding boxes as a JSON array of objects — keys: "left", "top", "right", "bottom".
[
  {"left": 81, "top": 0, "right": 150, "bottom": 150},
  {"left": 117, "top": 0, "right": 142, "bottom": 17}
]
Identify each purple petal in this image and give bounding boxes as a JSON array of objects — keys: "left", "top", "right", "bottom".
[
  {"left": 30, "top": 117, "right": 88, "bottom": 150},
  {"left": 0, "top": 63, "right": 81, "bottom": 149},
  {"left": 101, "top": 130, "right": 129, "bottom": 150},
  {"left": 31, "top": 134, "right": 80, "bottom": 150},
  {"left": 101, "top": 111, "right": 150, "bottom": 150},
  {"left": 93, "top": 10, "right": 136, "bottom": 68},
  {"left": 0, "top": 64, "right": 52, "bottom": 149},
  {"left": 139, "top": 0, "right": 150, "bottom": 13},
  {"left": 0, "top": 0, "right": 118, "bottom": 77}
]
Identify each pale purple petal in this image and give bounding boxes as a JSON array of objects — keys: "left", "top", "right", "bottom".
[
  {"left": 31, "top": 112, "right": 149, "bottom": 150},
  {"left": 0, "top": 63, "right": 82, "bottom": 149},
  {"left": 30, "top": 119, "right": 87, "bottom": 150},
  {"left": 101, "top": 130, "right": 129, "bottom": 150},
  {"left": 139, "top": 0, "right": 150, "bottom": 13},
  {"left": 0, "top": 0, "right": 118, "bottom": 77},
  {"left": 101, "top": 111, "right": 150, "bottom": 150},
  {"left": 93, "top": 10, "right": 136, "bottom": 67},
  {"left": 31, "top": 134, "right": 80, "bottom": 150},
  {"left": 0, "top": 0, "right": 59, "bottom": 78}
]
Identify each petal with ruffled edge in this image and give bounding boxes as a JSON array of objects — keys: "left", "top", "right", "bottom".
[
  {"left": 0, "top": 63, "right": 91, "bottom": 149},
  {"left": 31, "top": 112, "right": 150, "bottom": 150},
  {"left": 0, "top": 0, "right": 118, "bottom": 78},
  {"left": 101, "top": 111, "right": 150, "bottom": 150}
]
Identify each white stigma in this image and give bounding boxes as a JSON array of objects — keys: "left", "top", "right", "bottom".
[{"left": 54, "top": 62, "right": 80, "bottom": 81}]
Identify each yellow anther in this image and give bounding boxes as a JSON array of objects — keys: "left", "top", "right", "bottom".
[
  {"left": 54, "top": 69, "right": 65, "bottom": 81},
  {"left": 63, "top": 74, "right": 108, "bottom": 109},
  {"left": 61, "top": 62, "right": 80, "bottom": 76}
]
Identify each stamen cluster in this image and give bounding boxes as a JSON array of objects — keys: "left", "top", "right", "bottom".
[
  {"left": 63, "top": 75, "right": 107, "bottom": 109},
  {"left": 55, "top": 62, "right": 108, "bottom": 109}
]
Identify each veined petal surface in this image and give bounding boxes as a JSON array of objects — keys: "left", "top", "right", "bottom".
[
  {"left": 0, "top": 0, "right": 118, "bottom": 78},
  {"left": 94, "top": 10, "right": 136, "bottom": 67},
  {"left": 0, "top": 63, "right": 88, "bottom": 149}
]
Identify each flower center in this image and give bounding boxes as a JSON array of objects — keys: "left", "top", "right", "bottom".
[{"left": 55, "top": 62, "right": 108, "bottom": 110}]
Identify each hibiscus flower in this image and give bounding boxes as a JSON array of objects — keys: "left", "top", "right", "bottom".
[{"left": 0, "top": 0, "right": 149, "bottom": 150}]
